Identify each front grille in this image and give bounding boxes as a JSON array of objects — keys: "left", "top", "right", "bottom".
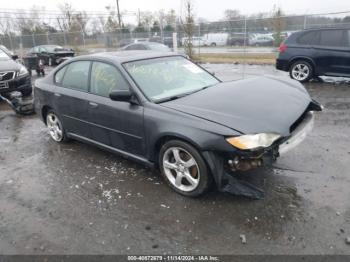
[
  {"left": 0, "top": 81, "right": 7, "bottom": 89},
  {"left": 0, "top": 71, "right": 15, "bottom": 81}
]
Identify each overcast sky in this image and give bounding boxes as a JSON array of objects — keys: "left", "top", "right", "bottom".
[{"left": 2, "top": 0, "right": 350, "bottom": 22}]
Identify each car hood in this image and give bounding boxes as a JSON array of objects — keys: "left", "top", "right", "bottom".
[
  {"left": 0, "top": 58, "right": 21, "bottom": 71},
  {"left": 161, "top": 76, "right": 312, "bottom": 136}
]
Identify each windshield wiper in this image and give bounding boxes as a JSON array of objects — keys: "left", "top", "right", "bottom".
[
  {"left": 156, "top": 84, "right": 216, "bottom": 104},
  {"left": 156, "top": 94, "right": 187, "bottom": 103}
]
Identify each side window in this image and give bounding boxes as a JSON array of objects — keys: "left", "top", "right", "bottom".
[
  {"left": 90, "top": 62, "right": 129, "bottom": 97},
  {"left": 33, "top": 47, "right": 39, "bottom": 53},
  {"left": 297, "top": 31, "right": 320, "bottom": 45},
  {"left": 54, "top": 66, "right": 67, "bottom": 84},
  {"left": 348, "top": 30, "right": 350, "bottom": 47},
  {"left": 320, "top": 30, "right": 345, "bottom": 47},
  {"left": 61, "top": 61, "right": 90, "bottom": 91}
]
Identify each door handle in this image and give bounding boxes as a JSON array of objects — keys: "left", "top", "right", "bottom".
[
  {"left": 89, "top": 102, "right": 98, "bottom": 108},
  {"left": 54, "top": 93, "right": 61, "bottom": 97}
]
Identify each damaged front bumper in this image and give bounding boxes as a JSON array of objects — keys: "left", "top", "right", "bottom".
[
  {"left": 202, "top": 111, "right": 317, "bottom": 199},
  {"left": 0, "top": 74, "right": 31, "bottom": 95}
]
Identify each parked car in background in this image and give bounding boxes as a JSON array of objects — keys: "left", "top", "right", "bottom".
[
  {"left": 0, "top": 47, "right": 31, "bottom": 97},
  {"left": 163, "top": 36, "right": 180, "bottom": 48},
  {"left": 276, "top": 28, "right": 350, "bottom": 82},
  {"left": 202, "top": 33, "right": 229, "bottom": 46},
  {"left": 121, "top": 42, "right": 171, "bottom": 52},
  {"left": 34, "top": 51, "right": 321, "bottom": 197},
  {"left": 228, "top": 33, "right": 249, "bottom": 46},
  {"left": 117, "top": 38, "right": 150, "bottom": 48},
  {"left": 182, "top": 37, "right": 205, "bottom": 47},
  {"left": 249, "top": 34, "right": 274, "bottom": 46},
  {"left": 27, "top": 45, "right": 75, "bottom": 66}
]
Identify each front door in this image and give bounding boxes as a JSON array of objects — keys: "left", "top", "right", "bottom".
[{"left": 86, "top": 61, "right": 145, "bottom": 157}]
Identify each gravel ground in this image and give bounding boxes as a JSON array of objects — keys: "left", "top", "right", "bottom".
[{"left": 0, "top": 64, "right": 349, "bottom": 255}]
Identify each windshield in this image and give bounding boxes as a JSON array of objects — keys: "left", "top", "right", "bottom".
[
  {"left": 0, "top": 49, "right": 10, "bottom": 60},
  {"left": 124, "top": 56, "right": 219, "bottom": 102}
]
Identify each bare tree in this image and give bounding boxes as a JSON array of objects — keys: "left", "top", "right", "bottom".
[
  {"left": 57, "top": 2, "right": 74, "bottom": 32},
  {"left": 14, "top": 7, "right": 47, "bottom": 34},
  {"left": 73, "top": 11, "right": 89, "bottom": 35},
  {"left": 181, "top": 0, "right": 195, "bottom": 59},
  {"left": 104, "top": 6, "right": 119, "bottom": 32},
  {"left": 90, "top": 17, "right": 104, "bottom": 34},
  {"left": 164, "top": 9, "right": 176, "bottom": 31},
  {"left": 271, "top": 5, "right": 286, "bottom": 47},
  {"left": 140, "top": 11, "right": 155, "bottom": 30}
]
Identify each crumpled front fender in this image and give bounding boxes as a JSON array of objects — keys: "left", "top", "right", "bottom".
[{"left": 202, "top": 151, "right": 265, "bottom": 199}]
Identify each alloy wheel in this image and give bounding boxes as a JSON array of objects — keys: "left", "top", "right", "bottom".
[
  {"left": 46, "top": 113, "right": 63, "bottom": 142},
  {"left": 291, "top": 63, "right": 310, "bottom": 81},
  {"left": 162, "top": 147, "right": 200, "bottom": 192}
]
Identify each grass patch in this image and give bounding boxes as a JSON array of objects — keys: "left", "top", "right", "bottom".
[{"left": 194, "top": 53, "right": 277, "bottom": 65}]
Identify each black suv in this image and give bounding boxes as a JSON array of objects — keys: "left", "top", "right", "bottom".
[
  {"left": 276, "top": 28, "right": 350, "bottom": 82},
  {"left": 0, "top": 47, "right": 32, "bottom": 97}
]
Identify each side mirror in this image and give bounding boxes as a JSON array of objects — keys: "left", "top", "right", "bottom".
[
  {"left": 11, "top": 54, "right": 18, "bottom": 60},
  {"left": 109, "top": 90, "right": 132, "bottom": 102}
]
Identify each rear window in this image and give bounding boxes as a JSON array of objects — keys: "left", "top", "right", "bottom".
[
  {"left": 297, "top": 31, "right": 320, "bottom": 45},
  {"left": 61, "top": 61, "right": 90, "bottom": 91},
  {"left": 54, "top": 66, "right": 67, "bottom": 84},
  {"left": 319, "top": 30, "right": 346, "bottom": 47}
]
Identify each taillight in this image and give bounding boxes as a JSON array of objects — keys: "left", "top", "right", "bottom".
[{"left": 279, "top": 43, "right": 287, "bottom": 53}]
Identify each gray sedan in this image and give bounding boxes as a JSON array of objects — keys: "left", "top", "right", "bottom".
[{"left": 34, "top": 51, "right": 321, "bottom": 198}]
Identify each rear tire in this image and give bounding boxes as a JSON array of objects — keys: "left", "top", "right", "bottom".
[
  {"left": 289, "top": 60, "right": 313, "bottom": 82},
  {"left": 159, "top": 140, "right": 212, "bottom": 197},
  {"left": 45, "top": 110, "right": 68, "bottom": 143}
]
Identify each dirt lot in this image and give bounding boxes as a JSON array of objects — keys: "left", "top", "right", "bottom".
[{"left": 0, "top": 65, "right": 350, "bottom": 255}]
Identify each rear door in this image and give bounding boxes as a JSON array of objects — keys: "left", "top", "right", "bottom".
[
  {"left": 53, "top": 60, "right": 92, "bottom": 139},
  {"left": 86, "top": 61, "right": 145, "bottom": 156},
  {"left": 313, "top": 29, "right": 350, "bottom": 76}
]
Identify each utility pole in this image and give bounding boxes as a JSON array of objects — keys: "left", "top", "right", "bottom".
[
  {"left": 116, "top": 0, "right": 122, "bottom": 28},
  {"left": 138, "top": 8, "right": 141, "bottom": 25}
]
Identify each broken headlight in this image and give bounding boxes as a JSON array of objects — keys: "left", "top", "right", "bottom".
[{"left": 226, "top": 133, "right": 281, "bottom": 150}]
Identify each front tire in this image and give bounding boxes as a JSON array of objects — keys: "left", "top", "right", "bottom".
[
  {"left": 46, "top": 111, "right": 68, "bottom": 143},
  {"left": 289, "top": 60, "right": 313, "bottom": 82},
  {"left": 159, "top": 140, "right": 212, "bottom": 197}
]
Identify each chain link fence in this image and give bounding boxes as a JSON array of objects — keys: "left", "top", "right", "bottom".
[{"left": 1, "top": 11, "right": 349, "bottom": 60}]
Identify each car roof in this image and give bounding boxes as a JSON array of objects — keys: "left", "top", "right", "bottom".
[
  {"left": 37, "top": 45, "right": 62, "bottom": 48},
  {"left": 300, "top": 27, "right": 350, "bottom": 32},
  {"left": 85, "top": 51, "right": 180, "bottom": 64},
  {"left": 126, "top": 42, "right": 167, "bottom": 47}
]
